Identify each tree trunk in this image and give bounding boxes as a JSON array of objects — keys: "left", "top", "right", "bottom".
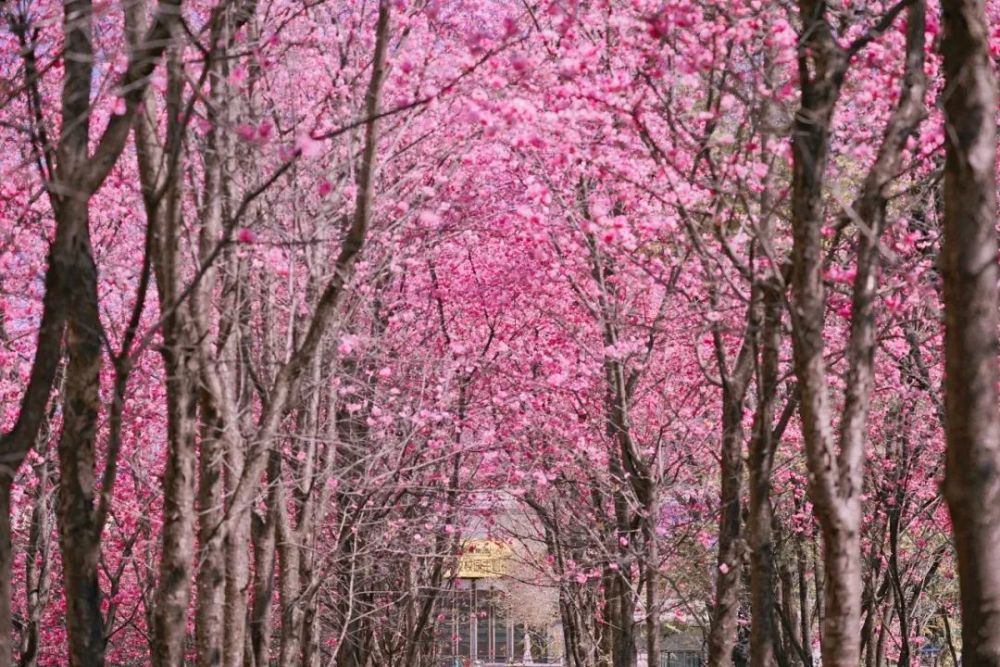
[
  {"left": 939, "top": 0, "right": 1000, "bottom": 663},
  {"left": 0, "top": 0, "right": 179, "bottom": 660},
  {"left": 247, "top": 465, "right": 277, "bottom": 667},
  {"left": 748, "top": 283, "right": 783, "bottom": 667},
  {"left": 0, "top": 484, "right": 11, "bottom": 667},
  {"left": 150, "top": 322, "right": 199, "bottom": 667},
  {"left": 276, "top": 461, "right": 304, "bottom": 667},
  {"left": 605, "top": 569, "right": 637, "bottom": 667},
  {"left": 197, "top": 401, "right": 228, "bottom": 666},
  {"left": 645, "top": 480, "right": 661, "bottom": 667},
  {"left": 224, "top": 439, "right": 252, "bottom": 667},
  {"left": 778, "top": 561, "right": 801, "bottom": 667},
  {"left": 707, "top": 295, "right": 757, "bottom": 667},
  {"left": 53, "top": 186, "right": 108, "bottom": 667},
  {"left": 194, "top": 13, "right": 234, "bottom": 663},
  {"left": 46, "top": 0, "right": 106, "bottom": 663},
  {"left": 797, "top": 543, "right": 812, "bottom": 664},
  {"left": 789, "top": 2, "right": 925, "bottom": 664},
  {"left": 129, "top": 14, "right": 199, "bottom": 662},
  {"left": 707, "top": 378, "right": 749, "bottom": 667},
  {"left": 787, "top": 3, "right": 852, "bottom": 651},
  {"left": 21, "top": 428, "right": 55, "bottom": 667}
]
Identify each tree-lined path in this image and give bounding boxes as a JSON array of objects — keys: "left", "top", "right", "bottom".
[{"left": 0, "top": 0, "right": 998, "bottom": 665}]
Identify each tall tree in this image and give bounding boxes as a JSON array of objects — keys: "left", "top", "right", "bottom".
[
  {"left": 0, "top": 0, "right": 182, "bottom": 662},
  {"left": 939, "top": 0, "right": 1000, "bottom": 663}
]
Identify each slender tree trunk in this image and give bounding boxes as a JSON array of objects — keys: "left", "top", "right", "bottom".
[
  {"left": 939, "top": 0, "right": 1000, "bottom": 663},
  {"left": 888, "top": 500, "right": 910, "bottom": 667},
  {"left": 272, "top": 350, "right": 325, "bottom": 667},
  {"left": 276, "top": 463, "right": 304, "bottom": 667},
  {"left": 49, "top": 0, "right": 105, "bottom": 662},
  {"left": 302, "top": 383, "right": 342, "bottom": 667},
  {"left": 796, "top": 543, "right": 812, "bottom": 665},
  {"left": 538, "top": 501, "right": 591, "bottom": 667},
  {"left": 707, "top": 296, "right": 756, "bottom": 667},
  {"left": 748, "top": 283, "right": 783, "bottom": 667},
  {"left": 129, "top": 13, "right": 199, "bottom": 661},
  {"left": 778, "top": 561, "right": 801, "bottom": 667},
  {"left": 860, "top": 522, "right": 888, "bottom": 667},
  {"left": 787, "top": 9, "right": 852, "bottom": 650},
  {"left": 224, "top": 440, "right": 252, "bottom": 667},
  {"left": 194, "top": 13, "right": 233, "bottom": 662},
  {"left": 875, "top": 605, "right": 889, "bottom": 667},
  {"left": 301, "top": 600, "right": 321, "bottom": 667},
  {"left": 336, "top": 543, "right": 371, "bottom": 667},
  {"left": 708, "top": 379, "right": 749, "bottom": 667},
  {"left": 21, "top": 428, "right": 55, "bottom": 667},
  {"left": 299, "top": 521, "right": 324, "bottom": 667},
  {"left": 645, "top": 480, "right": 661, "bottom": 666},
  {"left": 197, "top": 402, "right": 228, "bottom": 666},
  {"left": 943, "top": 608, "right": 961, "bottom": 667},
  {"left": 789, "top": 3, "right": 925, "bottom": 665},
  {"left": 0, "top": 484, "right": 11, "bottom": 667},
  {"left": 150, "top": 326, "right": 199, "bottom": 667},
  {"left": 247, "top": 456, "right": 277, "bottom": 667}
]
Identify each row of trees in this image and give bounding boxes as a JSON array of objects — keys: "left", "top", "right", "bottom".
[{"left": 0, "top": 0, "right": 997, "bottom": 665}]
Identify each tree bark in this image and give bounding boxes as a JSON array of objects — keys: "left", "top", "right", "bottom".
[
  {"left": 645, "top": 477, "right": 661, "bottom": 667},
  {"left": 706, "top": 292, "right": 757, "bottom": 667},
  {"left": 747, "top": 283, "right": 785, "bottom": 667},
  {"left": 247, "top": 454, "right": 278, "bottom": 667},
  {"left": 54, "top": 194, "right": 106, "bottom": 667},
  {"left": 197, "top": 403, "right": 228, "bottom": 667},
  {"left": 19, "top": 432, "right": 54, "bottom": 667},
  {"left": 53, "top": 9, "right": 109, "bottom": 641},
  {"left": 224, "top": 426, "right": 252, "bottom": 667},
  {"left": 276, "top": 457, "right": 304, "bottom": 667},
  {"left": 128, "top": 9, "right": 200, "bottom": 662},
  {"left": 788, "top": 5, "right": 853, "bottom": 659},
  {"left": 706, "top": 375, "right": 750, "bottom": 667},
  {"left": 194, "top": 13, "right": 236, "bottom": 664},
  {"left": 939, "top": 0, "right": 1000, "bottom": 663}
]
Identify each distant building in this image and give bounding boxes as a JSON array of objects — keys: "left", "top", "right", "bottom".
[
  {"left": 434, "top": 580, "right": 557, "bottom": 665},
  {"left": 439, "top": 502, "right": 706, "bottom": 667}
]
